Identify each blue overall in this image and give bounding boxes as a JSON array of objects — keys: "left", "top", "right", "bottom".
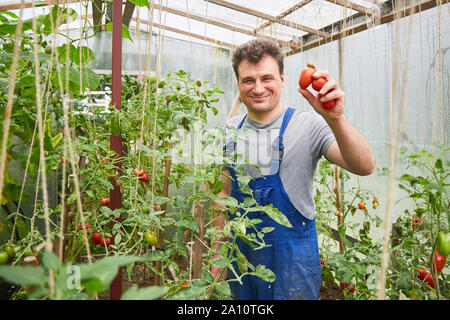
[{"left": 225, "top": 107, "right": 321, "bottom": 300}]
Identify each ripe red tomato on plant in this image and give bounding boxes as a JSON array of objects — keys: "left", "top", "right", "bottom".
[
  {"left": 139, "top": 172, "right": 149, "bottom": 182},
  {"left": 92, "top": 232, "right": 102, "bottom": 245},
  {"left": 340, "top": 282, "right": 355, "bottom": 293},
  {"left": 100, "top": 237, "right": 111, "bottom": 247},
  {"left": 153, "top": 205, "right": 160, "bottom": 211},
  {"left": 134, "top": 168, "right": 145, "bottom": 176},
  {"left": 414, "top": 268, "right": 427, "bottom": 281},
  {"left": 424, "top": 273, "right": 435, "bottom": 288},
  {"left": 358, "top": 202, "right": 365, "bottom": 210},
  {"left": 299, "top": 63, "right": 316, "bottom": 89},
  {"left": 100, "top": 197, "right": 110, "bottom": 206},
  {"left": 432, "top": 251, "right": 446, "bottom": 274}
]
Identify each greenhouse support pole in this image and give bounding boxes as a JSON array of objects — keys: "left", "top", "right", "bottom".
[{"left": 110, "top": 0, "right": 123, "bottom": 300}]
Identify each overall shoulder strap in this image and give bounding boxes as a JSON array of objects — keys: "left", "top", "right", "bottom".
[{"left": 269, "top": 107, "right": 296, "bottom": 175}]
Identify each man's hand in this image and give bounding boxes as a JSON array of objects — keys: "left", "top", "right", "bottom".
[
  {"left": 297, "top": 69, "right": 345, "bottom": 122},
  {"left": 298, "top": 68, "right": 375, "bottom": 176}
]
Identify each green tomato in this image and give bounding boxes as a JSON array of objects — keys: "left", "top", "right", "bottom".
[
  {"left": 4, "top": 245, "right": 15, "bottom": 261},
  {"left": 436, "top": 231, "right": 450, "bottom": 256},
  {"left": 0, "top": 251, "right": 8, "bottom": 265},
  {"left": 144, "top": 231, "right": 158, "bottom": 246}
]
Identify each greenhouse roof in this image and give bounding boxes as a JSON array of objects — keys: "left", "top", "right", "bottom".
[{"left": 1, "top": 0, "right": 445, "bottom": 55}]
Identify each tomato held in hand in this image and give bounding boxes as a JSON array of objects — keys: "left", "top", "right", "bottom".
[
  {"left": 432, "top": 251, "right": 446, "bottom": 274},
  {"left": 311, "top": 77, "right": 327, "bottom": 91},
  {"left": 321, "top": 100, "right": 336, "bottom": 110},
  {"left": 299, "top": 63, "right": 316, "bottom": 89}
]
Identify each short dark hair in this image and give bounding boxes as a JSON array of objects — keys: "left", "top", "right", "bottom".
[{"left": 231, "top": 39, "right": 284, "bottom": 80}]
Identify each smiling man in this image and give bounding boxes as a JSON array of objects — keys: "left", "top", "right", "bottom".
[{"left": 211, "top": 39, "right": 374, "bottom": 300}]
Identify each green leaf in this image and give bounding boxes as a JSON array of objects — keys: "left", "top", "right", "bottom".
[
  {"left": 212, "top": 257, "right": 228, "bottom": 268},
  {"left": 121, "top": 285, "right": 167, "bottom": 300},
  {"left": 70, "top": 45, "right": 95, "bottom": 67},
  {"left": 214, "top": 281, "right": 231, "bottom": 296},
  {"left": 53, "top": 66, "right": 100, "bottom": 95},
  {"left": 106, "top": 22, "right": 133, "bottom": 42},
  {"left": 51, "top": 132, "right": 63, "bottom": 149},
  {"left": 0, "top": 265, "right": 47, "bottom": 286},
  {"left": 42, "top": 249, "right": 62, "bottom": 271},
  {"left": 254, "top": 265, "right": 275, "bottom": 282},
  {"left": 260, "top": 204, "right": 292, "bottom": 228},
  {"left": 78, "top": 255, "right": 144, "bottom": 293},
  {"left": 215, "top": 197, "right": 239, "bottom": 208},
  {"left": 236, "top": 247, "right": 248, "bottom": 274},
  {"left": 435, "top": 158, "right": 443, "bottom": 170},
  {"left": 128, "top": 0, "right": 150, "bottom": 8},
  {"left": 168, "top": 282, "right": 205, "bottom": 300},
  {"left": 43, "top": 6, "right": 78, "bottom": 36}
]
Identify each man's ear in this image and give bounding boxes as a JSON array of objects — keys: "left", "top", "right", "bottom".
[{"left": 280, "top": 72, "right": 285, "bottom": 87}]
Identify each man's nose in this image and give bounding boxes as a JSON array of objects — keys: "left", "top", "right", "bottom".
[{"left": 252, "top": 80, "right": 265, "bottom": 94}]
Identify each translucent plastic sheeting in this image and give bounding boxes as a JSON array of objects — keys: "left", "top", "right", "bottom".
[
  {"left": 5, "top": 0, "right": 386, "bottom": 48},
  {"left": 282, "top": 2, "right": 449, "bottom": 233}
]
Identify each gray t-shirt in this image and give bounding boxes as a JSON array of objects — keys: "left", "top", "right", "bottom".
[{"left": 225, "top": 105, "right": 336, "bottom": 220}]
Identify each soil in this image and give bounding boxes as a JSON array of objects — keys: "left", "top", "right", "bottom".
[{"left": 319, "top": 281, "right": 345, "bottom": 300}]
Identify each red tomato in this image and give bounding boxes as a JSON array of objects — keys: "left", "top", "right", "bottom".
[
  {"left": 414, "top": 268, "right": 427, "bottom": 281},
  {"left": 153, "top": 205, "right": 160, "bottom": 211},
  {"left": 139, "top": 172, "right": 149, "bottom": 182},
  {"left": 320, "top": 259, "right": 324, "bottom": 265},
  {"left": 358, "top": 202, "right": 365, "bottom": 210},
  {"left": 340, "top": 282, "right": 355, "bottom": 293},
  {"left": 299, "top": 63, "right": 316, "bottom": 89},
  {"left": 92, "top": 232, "right": 102, "bottom": 245},
  {"left": 100, "top": 197, "right": 110, "bottom": 206},
  {"left": 311, "top": 77, "right": 327, "bottom": 91},
  {"left": 425, "top": 273, "right": 435, "bottom": 288},
  {"left": 321, "top": 100, "right": 336, "bottom": 110},
  {"left": 100, "top": 237, "right": 111, "bottom": 247},
  {"left": 432, "top": 251, "right": 446, "bottom": 274},
  {"left": 134, "top": 168, "right": 145, "bottom": 176}
]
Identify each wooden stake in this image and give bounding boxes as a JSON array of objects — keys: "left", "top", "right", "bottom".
[{"left": 193, "top": 204, "right": 206, "bottom": 280}]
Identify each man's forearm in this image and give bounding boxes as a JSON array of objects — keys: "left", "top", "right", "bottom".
[{"left": 325, "top": 114, "right": 375, "bottom": 176}]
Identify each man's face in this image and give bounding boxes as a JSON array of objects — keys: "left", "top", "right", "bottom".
[{"left": 237, "top": 54, "right": 285, "bottom": 115}]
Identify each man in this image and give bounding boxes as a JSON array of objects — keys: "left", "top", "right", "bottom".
[{"left": 211, "top": 39, "right": 374, "bottom": 300}]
